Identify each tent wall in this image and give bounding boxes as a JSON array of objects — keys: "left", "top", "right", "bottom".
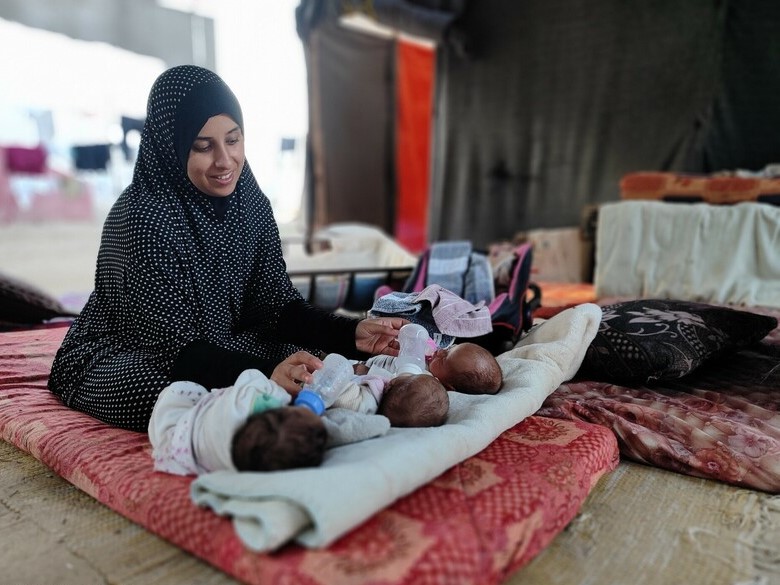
[
  {"left": 303, "top": 20, "right": 396, "bottom": 236},
  {"left": 299, "top": 0, "right": 780, "bottom": 249},
  {"left": 689, "top": 0, "right": 780, "bottom": 171},
  {"left": 430, "top": 0, "right": 780, "bottom": 246}
]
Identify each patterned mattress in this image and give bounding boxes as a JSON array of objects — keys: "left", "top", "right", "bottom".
[
  {"left": 538, "top": 283, "right": 780, "bottom": 493},
  {"left": 0, "top": 325, "right": 619, "bottom": 585}
]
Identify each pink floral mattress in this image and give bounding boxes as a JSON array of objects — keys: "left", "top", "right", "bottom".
[
  {"left": 538, "top": 285, "right": 780, "bottom": 493},
  {"left": 0, "top": 326, "right": 618, "bottom": 585}
]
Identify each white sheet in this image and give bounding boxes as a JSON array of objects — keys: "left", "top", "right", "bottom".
[
  {"left": 595, "top": 201, "right": 780, "bottom": 307},
  {"left": 189, "top": 303, "right": 602, "bottom": 552},
  {"left": 283, "top": 222, "right": 417, "bottom": 272}
]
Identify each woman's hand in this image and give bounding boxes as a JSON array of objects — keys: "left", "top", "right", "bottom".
[
  {"left": 355, "top": 317, "right": 408, "bottom": 356},
  {"left": 271, "top": 351, "right": 323, "bottom": 395}
]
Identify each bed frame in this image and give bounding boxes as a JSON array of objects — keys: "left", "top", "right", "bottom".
[{"left": 288, "top": 265, "right": 413, "bottom": 314}]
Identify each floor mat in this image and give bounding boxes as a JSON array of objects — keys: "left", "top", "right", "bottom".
[{"left": 0, "top": 326, "right": 619, "bottom": 585}]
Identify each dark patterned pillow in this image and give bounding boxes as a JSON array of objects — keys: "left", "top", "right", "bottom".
[
  {"left": 578, "top": 299, "right": 777, "bottom": 384},
  {"left": 0, "top": 271, "right": 77, "bottom": 328}
]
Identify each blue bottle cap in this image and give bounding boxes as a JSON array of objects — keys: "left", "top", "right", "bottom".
[{"left": 294, "top": 390, "right": 325, "bottom": 415}]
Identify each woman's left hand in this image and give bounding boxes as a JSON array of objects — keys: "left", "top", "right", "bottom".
[
  {"left": 355, "top": 317, "right": 408, "bottom": 356},
  {"left": 271, "top": 350, "right": 323, "bottom": 395}
]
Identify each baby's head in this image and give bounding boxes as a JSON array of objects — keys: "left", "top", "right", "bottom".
[
  {"left": 378, "top": 374, "right": 449, "bottom": 427},
  {"left": 427, "top": 342, "right": 503, "bottom": 395},
  {"left": 231, "top": 406, "right": 327, "bottom": 472}
]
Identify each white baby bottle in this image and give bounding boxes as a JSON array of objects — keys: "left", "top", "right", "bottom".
[
  {"left": 294, "top": 353, "right": 354, "bottom": 415},
  {"left": 395, "top": 323, "right": 432, "bottom": 375}
]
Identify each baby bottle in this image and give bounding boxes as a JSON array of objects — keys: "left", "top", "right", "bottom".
[
  {"left": 395, "top": 323, "right": 432, "bottom": 375},
  {"left": 294, "top": 353, "right": 354, "bottom": 415}
]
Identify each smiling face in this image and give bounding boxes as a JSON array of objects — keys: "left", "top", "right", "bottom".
[{"left": 186, "top": 114, "right": 244, "bottom": 197}]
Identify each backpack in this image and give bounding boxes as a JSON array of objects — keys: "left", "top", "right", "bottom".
[{"left": 401, "top": 240, "right": 541, "bottom": 355}]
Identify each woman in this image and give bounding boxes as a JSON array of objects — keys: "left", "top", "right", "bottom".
[{"left": 49, "top": 65, "right": 405, "bottom": 432}]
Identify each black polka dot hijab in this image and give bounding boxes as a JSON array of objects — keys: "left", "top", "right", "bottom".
[{"left": 132, "top": 65, "right": 248, "bottom": 201}]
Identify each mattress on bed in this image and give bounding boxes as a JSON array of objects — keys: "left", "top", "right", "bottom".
[
  {"left": 537, "top": 282, "right": 780, "bottom": 493},
  {"left": 0, "top": 325, "right": 619, "bottom": 585},
  {"left": 594, "top": 201, "right": 780, "bottom": 307}
]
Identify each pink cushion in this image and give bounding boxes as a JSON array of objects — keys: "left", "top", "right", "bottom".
[{"left": 5, "top": 145, "right": 47, "bottom": 174}]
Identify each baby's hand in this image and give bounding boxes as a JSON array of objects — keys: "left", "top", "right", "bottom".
[{"left": 353, "top": 362, "right": 370, "bottom": 375}]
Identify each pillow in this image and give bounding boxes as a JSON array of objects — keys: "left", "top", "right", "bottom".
[
  {"left": 0, "top": 271, "right": 77, "bottom": 328},
  {"left": 577, "top": 299, "right": 777, "bottom": 384}
]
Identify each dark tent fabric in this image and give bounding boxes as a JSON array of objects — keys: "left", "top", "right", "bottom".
[
  {"left": 371, "top": 0, "right": 467, "bottom": 43},
  {"left": 297, "top": 0, "right": 467, "bottom": 44},
  {"left": 301, "top": 19, "right": 397, "bottom": 236},
  {"left": 684, "top": 0, "right": 780, "bottom": 172},
  {"left": 298, "top": 0, "right": 780, "bottom": 249},
  {"left": 296, "top": 0, "right": 463, "bottom": 245},
  {"left": 431, "top": 0, "right": 780, "bottom": 245}
]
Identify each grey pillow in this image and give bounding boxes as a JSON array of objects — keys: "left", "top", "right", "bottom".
[{"left": 578, "top": 299, "right": 777, "bottom": 384}]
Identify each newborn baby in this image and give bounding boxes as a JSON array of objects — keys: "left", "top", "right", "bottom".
[
  {"left": 358, "top": 342, "right": 503, "bottom": 395},
  {"left": 378, "top": 373, "right": 449, "bottom": 427},
  {"left": 150, "top": 366, "right": 450, "bottom": 475}
]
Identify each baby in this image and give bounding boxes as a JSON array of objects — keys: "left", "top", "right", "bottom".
[
  {"left": 232, "top": 372, "right": 448, "bottom": 471},
  {"left": 150, "top": 366, "right": 449, "bottom": 476},
  {"left": 428, "top": 342, "right": 503, "bottom": 394},
  {"left": 358, "top": 342, "right": 503, "bottom": 395},
  {"left": 231, "top": 406, "right": 327, "bottom": 472},
  {"left": 378, "top": 373, "right": 449, "bottom": 427},
  {"left": 329, "top": 358, "right": 453, "bottom": 418},
  {"left": 148, "top": 368, "right": 324, "bottom": 475}
]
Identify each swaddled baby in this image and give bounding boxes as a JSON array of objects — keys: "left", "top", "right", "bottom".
[
  {"left": 149, "top": 365, "right": 449, "bottom": 475},
  {"left": 353, "top": 341, "right": 503, "bottom": 395}
]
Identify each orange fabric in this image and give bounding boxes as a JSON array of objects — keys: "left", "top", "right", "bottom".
[
  {"left": 395, "top": 41, "right": 435, "bottom": 254},
  {"left": 531, "top": 282, "right": 598, "bottom": 319},
  {"left": 535, "top": 281, "right": 598, "bottom": 308},
  {"left": 620, "top": 171, "right": 780, "bottom": 204},
  {"left": 0, "top": 326, "right": 619, "bottom": 585}
]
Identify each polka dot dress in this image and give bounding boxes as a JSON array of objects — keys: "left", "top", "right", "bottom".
[{"left": 48, "top": 66, "right": 304, "bottom": 432}]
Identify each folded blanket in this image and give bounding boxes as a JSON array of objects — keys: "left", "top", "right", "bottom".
[
  {"left": 370, "top": 284, "right": 493, "bottom": 347},
  {"left": 595, "top": 201, "right": 780, "bottom": 307},
  {"left": 190, "top": 303, "right": 602, "bottom": 552}
]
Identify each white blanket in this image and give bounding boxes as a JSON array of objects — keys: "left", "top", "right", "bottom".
[
  {"left": 190, "top": 303, "right": 602, "bottom": 552},
  {"left": 595, "top": 201, "right": 780, "bottom": 307}
]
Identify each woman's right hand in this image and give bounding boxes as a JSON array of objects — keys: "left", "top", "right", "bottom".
[{"left": 271, "top": 351, "right": 323, "bottom": 395}]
